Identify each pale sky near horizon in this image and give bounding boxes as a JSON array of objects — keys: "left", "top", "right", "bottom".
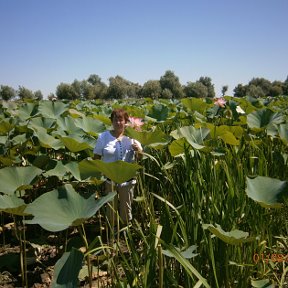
[{"left": 0, "top": 0, "right": 287, "bottom": 98}]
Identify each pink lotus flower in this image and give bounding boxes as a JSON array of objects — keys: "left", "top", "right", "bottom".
[
  {"left": 214, "top": 97, "right": 226, "bottom": 108},
  {"left": 127, "top": 116, "right": 144, "bottom": 131}
]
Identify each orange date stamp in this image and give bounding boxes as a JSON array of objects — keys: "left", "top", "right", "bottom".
[{"left": 253, "top": 253, "right": 288, "bottom": 264}]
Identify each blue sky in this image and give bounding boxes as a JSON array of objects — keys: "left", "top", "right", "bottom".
[{"left": 0, "top": 0, "right": 287, "bottom": 98}]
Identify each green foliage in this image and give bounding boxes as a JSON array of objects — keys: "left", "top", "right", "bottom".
[
  {"left": 0, "top": 96, "right": 288, "bottom": 287},
  {"left": 24, "top": 184, "right": 116, "bottom": 232}
]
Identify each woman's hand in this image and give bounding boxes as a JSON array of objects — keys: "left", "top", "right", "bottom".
[
  {"left": 132, "top": 141, "right": 143, "bottom": 160},
  {"left": 132, "top": 142, "right": 142, "bottom": 153}
]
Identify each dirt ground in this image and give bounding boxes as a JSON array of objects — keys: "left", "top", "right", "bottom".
[{"left": 0, "top": 226, "right": 127, "bottom": 288}]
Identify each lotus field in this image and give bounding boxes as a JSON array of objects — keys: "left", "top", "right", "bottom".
[{"left": 0, "top": 96, "right": 288, "bottom": 287}]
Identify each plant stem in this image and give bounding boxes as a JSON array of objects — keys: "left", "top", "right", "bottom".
[{"left": 78, "top": 224, "right": 92, "bottom": 288}]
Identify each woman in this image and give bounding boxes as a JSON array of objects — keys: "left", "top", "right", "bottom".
[{"left": 93, "top": 108, "right": 142, "bottom": 227}]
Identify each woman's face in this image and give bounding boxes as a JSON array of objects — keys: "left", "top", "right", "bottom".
[{"left": 112, "top": 116, "right": 126, "bottom": 131}]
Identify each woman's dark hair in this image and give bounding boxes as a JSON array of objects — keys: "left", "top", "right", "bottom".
[{"left": 110, "top": 108, "right": 129, "bottom": 123}]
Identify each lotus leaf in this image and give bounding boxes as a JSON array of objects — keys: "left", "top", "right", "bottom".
[
  {"left": 202, "top": 223, "right": 254, "bottom": 245},
  {"left": 24, "top": 184, "right": 116, "bottom": 232},
  {"left": 182, "top": 98, "right": 211, "bottom": 114},
  {"left": 278, "top": 123, "right": 288, "bottom": 144},
  {"left": 247, "top": 109, "right": 285, "bottom": 129},
  {"left": 93, "top": 114, "right": 111, "bottom": 126},
  {"left": 32, "top": 126, "right": 64, "bottom": 150},
  {"left": 162, "top": 243, "right": 210, "bottom": 288},
  {"left": 92, "top": 159, "right": 142, "bottom": 184},
  {"left": 51, "top": 248, "right": 84, "bottom": 288},
  {"left": 251, "top": 278, "right": 273, "bottom": 288},
  {"left": 74, "top": 116, "right": 106, "bottom": 136},
  {"left": 28, "top": 116, "right": 56, "bottom": 130},
  {"left": 170, "top": 126, "right": 210, "bottom": 150},
  {"left": 0, "top": 156, "right": 14, "bottom": 166},
  {"left": 0, "top": 135, "right": 8, "bottom": 144},
  {"left": 162, "top": 245, "right": 198, "bottom": 259},
  {"left": 147, "top": 104, "right": 169, "bottom": 122},
  {"left": 43, "top": 161, "right": 67, "bottom": 178},
  {"left": 168, "top": 138, "right": 190, "bottom": 157},
  {"left": 68, "top": 108, "right": 85, "bottom": 118},
  {"left": 38, "top": 100, "right": 68, "bottom": 119},
  {"left": 11, "top": 133, "right": 28, "bottom": 145},
  {"left": 125, "top": 127, "right": 170, "bottom": 148},
  {"left": 206, "top": 124, "right": 244, "bottom": 140},
  {"left": 61, "top": 136, "right": 93, "bottom": 152},
  {"left": 0, "top": 166, "right": 42, "bottom": 195},
  {"left": 246, "top": 176, "right": 288, "bottom": 208},
  {"left": 0, "top": 194, "right": 27, "bottom": 216},
  {"left": 17, "top": 102, "right": 38, "bottom": 120},
  {"left": 77, "top": 159, "right": 103, "bottom": 181},
  {"left": 0, "top": 119, "right": 15, "bottom": 134},
  {"left": 56, "top": 116, "right": 83, "bottom": 134}
]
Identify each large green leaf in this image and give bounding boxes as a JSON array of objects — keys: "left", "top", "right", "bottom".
[
  {"left": 77, "top": 159, "right": 103, "bottom": 181},
  {"left": 32, "top": 126, "right": 64, "bottom": 150},
  {"left": 51, "top": 248, "right": 84, "bottom": 288},
  {"left": 199, "top": 123, "right": 241, "bottom": 145},
  {"left": 206, "top": 124, "right": 244, "bottom": 140},
  {"left": 181, "top": 98, "right": 211, "bottom": 114},
  {"left": 170, "top": 126, "right": 210, "bottom": 150},
  {"left": 203, "top": 224, "right": 255, "bottom": 245},
  {"left": 0, "top": 119, "right": 15, "bottom": 134},
  {"left": 74, "top": 116, "right": 106, "bottom": 136},
  {"left": 247, "top": 109, "right": 285, "bottom": 129},
  {"left": 0, "top": 166, "right": 42, "bottom": 195},
  {"left": 61, "top": 136, "right": 93, "bottom": 152},
  {"left": 17, "top": 102, "right": 38, "bottom": 120},
  {"left": 37, "top": 100, "right": 68, "bottom": 119},
  {"left": 251, "top": 278, "right": 274, "bottom": 288},
  {"left": 278, "top": 123, "right": 288, "bottom": 144},
  {"left": 27, "top": 116, "right": 56, "bottom": 130},
  {"left": 147, "top": 104, "right": 169, "bottom": 122},
  {"left": 162, "top": 245, "right": 198, "bottom": 259},
  {"left": 246, "top": 176, "right": 288, "bottom": 208},
  {"left": 125, "top": 127, "right": 170, "bottom": 148},
  {"left": 0, "top": 135, "right": 8, "bottom": 144},
  {"left": 0, "top": 194, "right": 28, "bottom": 216},
  {"left": 168, "top": 138, "right": 190, "bottom": 157},
  {"left": 162, "top": 243, "right": 210, "bottom": 288},
  {"left": 24, "top": 184, "right": 116, "bottom": 232},
  {"left": 92, "top": 159, "right": 142, "bottom": 184},
  {"left": 56, "top": 116, "right": 83, "bottom": 134},
  {"left": 43, "top": 161, "right": 67, "bottom": 178}
]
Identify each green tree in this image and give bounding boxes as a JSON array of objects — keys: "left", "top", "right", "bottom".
[
  {"left": 184, "top": 82, "right": 208, "bottom": 98},
  {"left": 71, "top": 80, "right": 82, "bottom": 99},
  {"left": 283, "top": 76, "right": 288, "bottom": 95},
  {"left": 18, "top": 86, "right": 34, "bottom": 100},
  {"left": 247, "top": 84, "right": 265, "bottom": 98},
  {"left": 233, "top": 84, "right": 247, "bottom": 98},
  {"left": 34, "top": 90, "right": 43, "bottom": 100},
  {"left": 87, "top": 74, "right": 103, "bottom": 86},
  {"left": 56, "top": 83, "right": 78, "bottom": 100},
  {"left": 221, "top": 85, "right": 228, "bottom": 97},
  {"left": 107, "top": 76, "right": 135, "bottom": 99},
  {"left": 161, "top": 88, "right": 173, "bottom": 99},
  {"left": 140, "top": 80, "right": 162, "bottom": 99},
  {"left": 0, "top": 85, "right": 16, "bottom": 101},
  {"left": 270, "top": 81, "right": 283, "bottom": 97},
  {"left": 248, "top": 77, "right": 271, "bottom": 96},
  {"left": 197, "top": 76, "right": 215, "bottom": 98},
  {"left": 159, "top": 70, "right": 184, "bottom": 99}
]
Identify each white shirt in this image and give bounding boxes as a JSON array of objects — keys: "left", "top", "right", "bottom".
[{"left": 93, "top": 130, "right": 142, "bottom": 163}]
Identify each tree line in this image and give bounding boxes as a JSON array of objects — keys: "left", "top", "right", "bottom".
[{"left": 1, "top": 70, "right": 288, "bottom": 101}]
